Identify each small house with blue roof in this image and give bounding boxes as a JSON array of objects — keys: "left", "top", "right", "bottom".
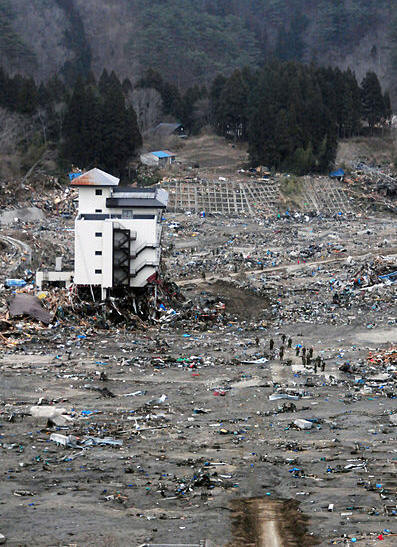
[{"left": 140, "top": 150, "right": 176, "bottom": 167}]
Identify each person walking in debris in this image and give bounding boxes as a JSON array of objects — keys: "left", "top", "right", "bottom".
[
  {"left": 302, "top": 347, "right": 306, "bottom": 357},
  {"left": 255, "top": 337, "right": 260, "bottom": 347},
  {"left": 308, "top": 347, "right": 313, "bottom": 359},
  {"left": 270, "top": 339, "right": 274, "bottom": 351},
  {"left": 288, "top": 337, "right": 292, "bottom": 348},
  {"left": 314, "top": 362, "right": 317, "bottom": 373},
  {"left": 281, "top": 334, "right": 286, "bottom": 344},
  {"left": 279, "top": 346, "right": 284, "bottom": 361},
  {"left": 321, "top": 359, "right": 326, "bottom": 372},
  {"left": 202, "top": 271, "right": 206, "bottom": 280},
  {"left": 315, "top": 355, "right": 321, "bottom": 369},
  {"left": 295, "top": 345, "right": 300, "bottom": 356}
]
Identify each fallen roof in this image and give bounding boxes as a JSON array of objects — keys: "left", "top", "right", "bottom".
[{"left": 71, "top": 168, "right": 120, "bottom": 187}]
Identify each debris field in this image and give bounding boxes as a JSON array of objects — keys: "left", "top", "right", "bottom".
[{"left": 0, "top": 172, "right": 396, "bottom": 546}]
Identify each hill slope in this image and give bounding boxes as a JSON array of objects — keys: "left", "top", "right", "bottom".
[{"left": 0, "top": 0, "right": 395, "bottom": 100}]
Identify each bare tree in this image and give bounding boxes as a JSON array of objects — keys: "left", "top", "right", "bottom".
[
  {"left": 36, "top": 107, "right": 48, "bottom": 144},
  {"left": 131, "top": 87, "right": 163, "bottom": 133},
  {"left": 54, "top": 102, "right": 67, "bottom": 141}
]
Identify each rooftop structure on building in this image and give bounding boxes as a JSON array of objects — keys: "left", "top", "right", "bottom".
[
  {"left": 150, "top": 122, "right": 186, "bottom": 138},
  {"left": 70, "top": 168, "right": 119, "bottom": 187}
]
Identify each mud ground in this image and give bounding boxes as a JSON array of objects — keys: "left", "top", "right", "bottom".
[
  {"left": 0, "top": 208, "right": 396, "bottom": 546},
  {"left": 1, "top": 319, "right": 395, "bottom": 546}
]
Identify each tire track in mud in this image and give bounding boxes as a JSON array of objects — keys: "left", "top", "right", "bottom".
[{"left": 228, "top": 497, "right": 318, "bottom": 546}]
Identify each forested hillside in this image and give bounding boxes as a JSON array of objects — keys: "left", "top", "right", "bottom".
[{"left": 0, "top": 0, "right": 395, "bottom": 102}]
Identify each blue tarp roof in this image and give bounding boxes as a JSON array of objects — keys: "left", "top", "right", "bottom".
[
  {"left": 330, "top": 169, "right": 345, "bottom": 177},
  {"left": 152, "top": 150, "right": 172, "bottom": 158}
]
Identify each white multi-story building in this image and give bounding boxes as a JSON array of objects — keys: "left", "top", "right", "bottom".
[{"left": 37, "top": 168, "right": 168, "bottom": 299}]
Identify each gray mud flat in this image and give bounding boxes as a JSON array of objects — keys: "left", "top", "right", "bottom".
[{"left": 0, "top": 213, "right": 396, "bottom": 546}]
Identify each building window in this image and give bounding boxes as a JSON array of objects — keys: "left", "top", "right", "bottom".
[
  {"left": 95, "top": 269, "right": 102, "bottom": 274},
  {"left": 95, "top": 251, "right": 102, "bottom": 256},
  {"left": 122, "top": 210, "right": 134, "bottom": 218},
  {"left": 95, "top": 189, "right": 102, "bottom": 196},
  {"left": 95, "top": 232, "right": 102, "bottom": 237},
  {"left": 95, "top": 209, "right": 102, "bottom": 213}
]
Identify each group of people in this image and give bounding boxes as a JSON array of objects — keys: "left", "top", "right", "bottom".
[{"left": 265, "top": 334, "right": 326, "bottom": 373}]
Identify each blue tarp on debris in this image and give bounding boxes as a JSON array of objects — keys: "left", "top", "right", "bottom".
[
  {"left": 378, "top": 270, "right": 397, "bottom": 281},
  {"left": 69, "top": 172, "right": 82, "bottom": 181},
  {"left": 330, "top": 169, "right": 345, "bottom": 178}
]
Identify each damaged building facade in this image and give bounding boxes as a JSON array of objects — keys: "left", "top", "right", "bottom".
[{"left": 37, "top": 168, "right": 168, "bottom": 299}]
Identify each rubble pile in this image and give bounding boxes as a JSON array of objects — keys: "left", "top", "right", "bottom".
[
  {"left": 368, "top": 348, "right": 397, "bottom": 367},
  {"left": 0, "top": 175, "right": 77, "bottom": 217},
  {"left": 353, "top": 255, "right": 397, "bottom": 288},
  {"left": 0, "top": 275, "right": 234, "bottom": 350},
  {"left": 0, "top": 282, "right": 177, "bottom": 338},
  {"left": 345, "top": 161, "right": 397, "bottom": 212},
  {"left": 0, "top": 174, "right": 396, "bottom": 545}
]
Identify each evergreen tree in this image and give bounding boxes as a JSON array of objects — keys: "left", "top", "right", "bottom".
[
  {"left": 100, "top": 72, "right": 140, "bottom": 175},
  {"left": 344, "top": 69, "right": 361, "bottom": 137},
  {"left": 0, "top": 68, "right": 6, "bottom": 107},
  {"left": 122, "top": 78, "right": 133, "bottom": 95},
  {"left": 62, "top": 74, "right": 141, "bottom": 175},
  {"left": 245, "top": 61, "right": 339, "bottom": 174},
  {"left": 46, "top": 75, "right": 67, "bottom": 104},
  {"left": 210, "top": 74, "right": 227, "bottom": 132},
  {"left": 137, "top": 68, "right": 164, "bottom": 91},
  {"left": 383, "top": 91, "right": 392, "bottom": 124},
  {"left": 81, "top": 86, "right": 102, "bottom": 166},
  {"left": 62, "top": 77, "right": 88, "bottom": 166},
  {"left": 361, "top": 71, "right": 386, "bottom": 134},
  {"left": 160, "top": 81, "right": 183, "bottom": 119},
  {"left": 217, "top": 70, "right": 249, "bottom": 140},
  {"left": 98, "top": 69, "right": 111, "bottom": 95}
]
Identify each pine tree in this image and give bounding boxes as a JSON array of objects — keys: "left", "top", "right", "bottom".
[
  {"left": 137, "top": 69, "right": 164, "bottom": 91},
  {"left": 122, "top": 78, "right": 133, "bottom": 95},
  {"left": 47, "top": 75, "right": 67, "bottom": 104},
  {"left": 100, "top": 73, "right": 141, "bottom": 175},
  {"left": 160, "top": 81, "right": 183, "bottom": 119},
  {"left": 98, "top": 69, "right": 111, "bottom": 95},
  {"left": 217, "top": 70, "right": 249, "bottom": 140},
  {"left": 61, "top": 74, "right": 142, "bottom": 175},
  {"left": 246, "top": 61, "right": 339, "bottom": 174},
  {"left": 210, "top": 74, "right": 227, "bottom": 132},
  {"left": 81, "top": 86, "right": 102, "bottom": 166},
  {"left": 383, "top": 91, "right": 392, "bottom": 124},
  {"left": 62, "top": 77, "right": 87, "bottom": 166},
  {"left": 361, "top": 71, "right": 385, "bottom": 134},
  {"left": 100, "top": 74, "right": 130, "bottom": 173}
]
